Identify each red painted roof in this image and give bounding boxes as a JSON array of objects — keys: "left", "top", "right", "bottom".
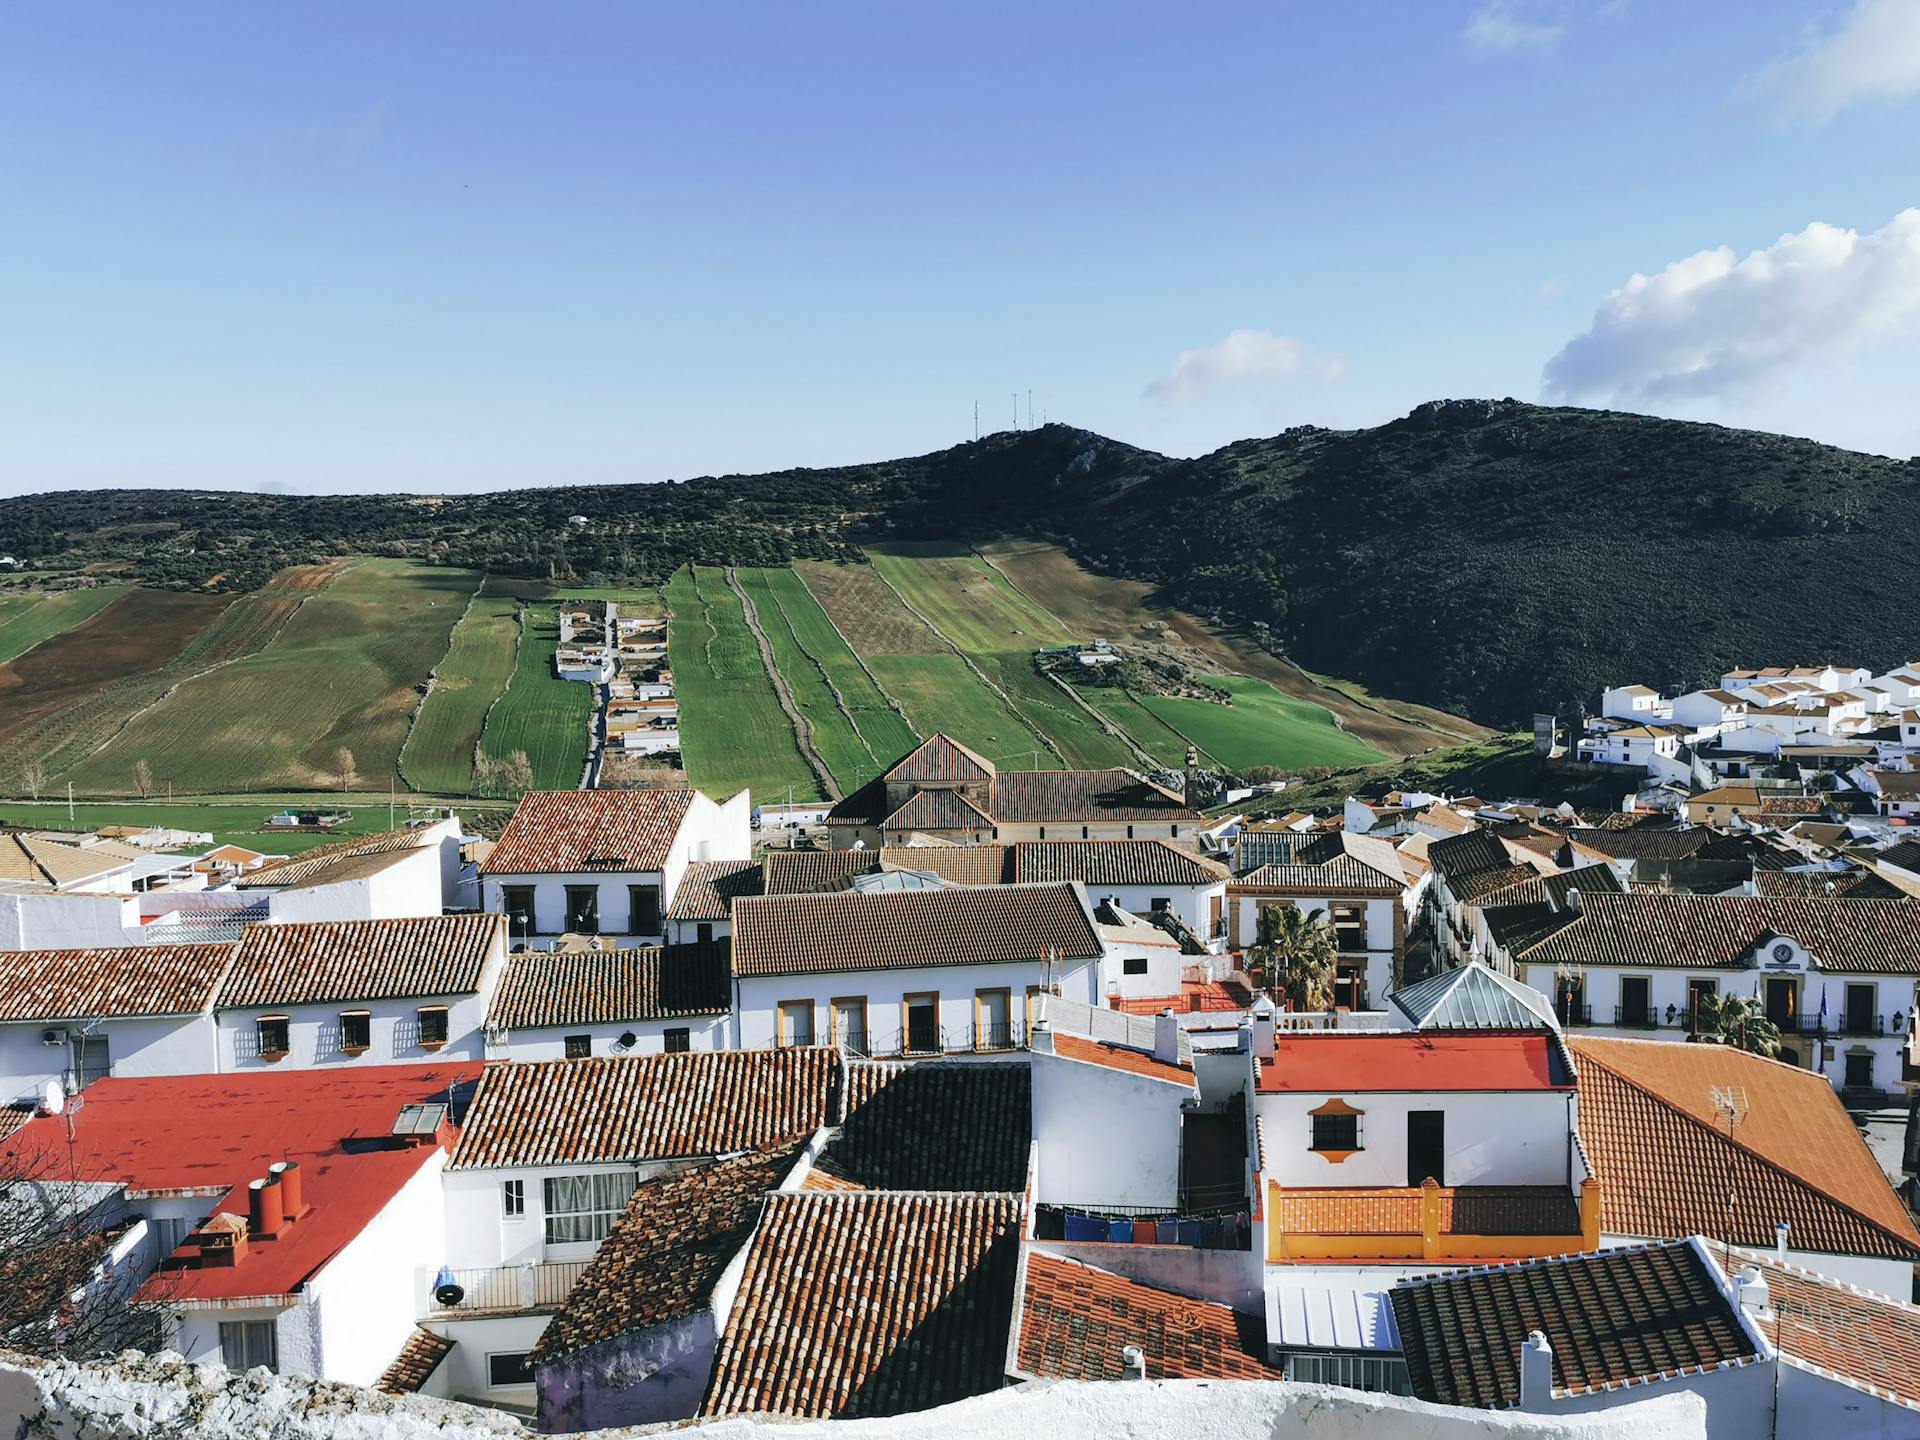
[
  {"left": 1258, "top": 1033, "right": 1568, "bottom": 1094},
  {"left": 0, "top": 1063, "right": 480, "bottom": 1302}
]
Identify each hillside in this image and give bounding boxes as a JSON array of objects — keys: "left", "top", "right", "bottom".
[{"left": 5, "top": 400, "right": 1916, "bottom": 724}]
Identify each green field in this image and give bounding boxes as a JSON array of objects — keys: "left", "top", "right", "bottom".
[
  {"left": 475, "top": 603, "right": 594, "bottom": 790},
  {"left": 1070, "top": 680, "right": 1196, "bottom": 767},
  {"left": 553, "top": 585, "right": 665, "bottom": 618},
  {"left": 734, "top": 568, "right": 878, "bottom": 792},
  {"left": 401, "top": 590, "right": 522, "bottom": 794},
  {"left": 1138, "top": 673, "right": 1380, "bottom": 770},
  {"left": 0, "top": 797, "right": 508, "bottom": 855},
  {"left": 0, "top": 586, "right": 132, "bottom": 663},
  {"left": 663, "top": 566, "right": 823, "bottom": 802},
  {"left": 64, "top": 559, "right": 477, "bottom": 794}
]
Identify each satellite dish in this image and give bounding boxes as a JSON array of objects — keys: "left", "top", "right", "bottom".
[
  {"left": 432, "top": 1265, "right": 465, "bottom": 1308},
  {"left": 39, "top": 1078, "right": 66, "bottom": 1116}
]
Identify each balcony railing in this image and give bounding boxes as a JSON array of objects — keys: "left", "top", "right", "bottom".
[
  {"left": 781, "top": 1024, "right": 1028, "bottom": 1058},
  {"left": 421, "top": 1260, "right": 591, "bottom": 1316},
  {"left": 1554, "top": 1002, "right": 1591, "bottom": 1027},
  {"left": 1614, "top": 1004, "right": 1659, "bottom": 1031}
]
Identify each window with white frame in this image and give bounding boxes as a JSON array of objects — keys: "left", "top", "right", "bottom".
[
  {"left": 487, "top": 1351, "right": 534, "bottom": 1388},
  {"left": 502, "top": 1179, "right": 525, "bottom": 1218},
  {"left": 219, "top": 1319, "right": 277, "bottom": 1371},
  {"left": 542, "top": 1170, "right": 640, "bottom": 1244}
]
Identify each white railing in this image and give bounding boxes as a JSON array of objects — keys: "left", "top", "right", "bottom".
[
  {"left": 1273, "top": 1010, "right": 1394, "bottom": 1032},
  {"left": 419, "top": 1260, "right": 591, "bottom": 1316}
]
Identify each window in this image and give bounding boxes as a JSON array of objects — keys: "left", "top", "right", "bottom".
[
  {"left": 1038, "top": 827, "right": 1046, "bottom": 839},
  {"left": 1845, "top": 1051, "right": 1874, "bottom": 1090},
  {"left": 1081, "top": 826, "right": 1089, "bottom": 839},
  {"left": 1171, "top": 824, "right": 1179, "bottom": 838},
  {"left": 564, "top": 1034, "right": 592, "bottom": 1059},
  {"left": 1311, "top": 1112, "right": 1361, "bottom": 1153},
  {"left": 1150, "top": 897, "right": 1171, "bottom": 914},
  {"left": 564, "top": 885, "right": 599, "bottom": 934},
  {"left": 777, "top": 1000, "right": 814, "bottom": 1047},
  {"left": 219, "top": 1319, "right": 277, "bottom": 1372},
  {"left": 487, "top": 1352, "right": 534, "bottom": 1389},
  {"left": 543, "top": 1170, "right": 640, "bottom": 1244},
  {"left": 976, "top": 987, "right": 1012, "bottom": 1050},
  {"left": 502, "top": 1179, "right": 525, "bottom": 1218},
  {"left": 1126, "top": 825, "right": 1134, "bottom": 839},
  {"left": 255, "top": 1016, "right": 289, "bottom": 1058},
  {"left": 1686, "top": 977, "right": 1718, "bottom": 1033},
  {"left": 1845, "top": 983, "right": 1877, "bottom": 1035},
  {"left": 663, "top": 1027, "right": 691, "bottom": 1054},
  {"left": 416, "top": 1006, "right": 450, "bottom": 1047},
  {"left": 628, "top": 884, "right": 662, "bottom": 935},
  {"left": 696, "top": 922, "right": 714, "bottom": 945},
  {"left": 904, "top": 993, "right": 940, "bottom": 1053},
  {"left": 501, "top": 886, "right": 536, "bottom": 936},
  {"left": 340, "top": 1011, "right": 371, "bottom": 1052},
  {"left": 1122, "top": 956, "right": 1149, "bottom": 976}
]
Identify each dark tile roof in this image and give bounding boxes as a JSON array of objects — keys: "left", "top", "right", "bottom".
[
  {"left": 481, "top": 789, "right": 697, "bottom": 874},
  {"left": 1517, "top": 892, "right": 1920, "bottom": 973},
  {"left": 665, "top": 859, "right": 761, "bottom": 920},
  {"left": 449, "top": 1048, "right": 843, "bottom": 1169},
  {"left": 220, "top": 914, "right": 503, "bottom": 1008},
  {"left": 1449, "top": 863, "right": 1550, "bottom": 903},
  {"left": 820, "top": 1062, "right": 1030, "bottom": 1191},
  {"left": 759, "top": 849, "right": 883, "bottom": 894},
  {"left": 987, "top": 769, "right": 1197, "bottom": 824},
  {"left": 701, "top": 1191, "right": 1022, "bottom": 1420},
  {"left": 0, "top": 943, "right": 237, "bottom": 1020},
  {"left": 1390, "top": 1239, "right": 1761, "bottom": 1409},
  {"left": 730, "top": 883, "right": 1101, "bottom": 978},
  {"left": 1876, "top": 840, "right": 1920, "bottom": 874},
  {"left": 1011, "top": 839, "right": 1227, "bottom": 887},
  {"left": 1565, "top": 827, "right": 1717, "bottom": 861},
  {"left": 1755, "top": 868, "right": 1906, "bottom": 899},
  {"left": 486, "top": 944, "right": 730, "bottom": 1029},
  {"left": 1572, "top": 1037, "right": 1920, "bottom": 1259},
  {"left": 1470, "top": 863, "right": 1623, "bottom": 911},
  {"left": 1427, "top": 830, "right": 1520, "bottom": 883},
  {"left": 530, "top": 1146, "right": 800, "bottom": 1365},
  {"left": 375, "top": 1327, "right": 454, "bottom": 1395},
  {"left": 883, "top": 733, "right": 995, "bottom": 784},
  {"left": 883, "top": 787, "right": 994, "bottom": 833},
  {"left": 1016, "top": 1251, "right": 1275, "bottom": 1382},
  {"left": 878, "top": 845, "right": 1012, "bottom": 885}
]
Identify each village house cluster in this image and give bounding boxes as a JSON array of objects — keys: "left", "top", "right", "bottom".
[{"left": 6, "top": 726, "right": 1920, "bottom": 1438}]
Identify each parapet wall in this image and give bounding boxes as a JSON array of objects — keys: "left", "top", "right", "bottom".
[{"left": 0, "top": 1349, "right": 1705, "bottom": 1440}]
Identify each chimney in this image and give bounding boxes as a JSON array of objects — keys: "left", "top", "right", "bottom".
[
  {"left": 1153, "top": 1010, "right": 1181, "bottom": 1065},
  {"left": 1120, "top": 1345, "right": 1147, "bottom": 1381},
  {"left": 1775, "top": 1221, "right": 1789, "bottom": 1260},
  {"left": 248, "top": 1176, "right": 285, "bottom": 1240},
  {"left": 1250, "top": 996, "right": 1277, "bottom": 1061},
  {"left": 1565, "top": 887, "right": 1581, "bottom": 913},
  {"left": 1734, "top": 1265, "right": 1772, "bottom": 1320},
  {"left": 271, "top": 1160, "right": 305, "bottom": 1220},
  {"left": 1028, "top": 1018, "right": 1054, "bottom": 1055},
  {"left": 1518, "top": 1331, "right": 1554, "bottom": 1409},
  {"left": 1184, "top": 746, "right": 1200, "bottom": 809}
]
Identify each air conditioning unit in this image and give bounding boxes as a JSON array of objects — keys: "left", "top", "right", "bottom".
[{"left": 42, "top": 1028, "right": 69, "bottom": 1048}]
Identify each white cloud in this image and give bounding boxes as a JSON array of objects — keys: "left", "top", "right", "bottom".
[
  {"left": 1536, "top": 276, "right": 1568, "bottom": 300},
  {"left": 1464, "top": 1, "right": 1564, "bottom": 53},
  {"left": 1754, "top": 0, "right": 1920, "bottom": 121},
  {"left": 1145, "top": 329, "right": 1345, "bottom": 404},
  {"left": 1542, "top": 209, "right": 1920, "bottom": 402}
]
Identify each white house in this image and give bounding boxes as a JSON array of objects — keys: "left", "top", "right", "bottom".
[
  {"left": 481, "top": 789, "right": 750, "bottom": 948},
  {"left": 1599, "top": 684, "right": 1668, "bottom": 722},
  {"left": 484, "top": 944, "right": 733, "bottom": 1060},
  {"left": 728, "top": 882, "right": 1105, "bottom": 1056},
  {"left": 1669, "top": 689, "right": 1749, "bottom": 736},
  {"left": 1229, "top": 830, "right": 1412, "bottom": 1007},
  {"left": 215, "top": 914, "right": 507, "bottom": 1070}
]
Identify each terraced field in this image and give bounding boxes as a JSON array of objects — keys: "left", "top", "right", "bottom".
[
  {"left": 475, "top": 603, "right": 594, "bottom": 791},
  {"left": 401, "top": 588, "right": 523, "bottom": 794},
  {"left": 0, "top": 585, "right": 132, "bottom": 664},
  {"left": 0, "top": 797, "right": 511, "bottom": 855},
  {"left": 662, "top": 567, "right": 823, "bottom": 802},
  {"left": 62, "top": 559, "right": 478, "bottom": 794},
  {"left": 1138, "top": 674, "right": 1379, "bottom": 770}
]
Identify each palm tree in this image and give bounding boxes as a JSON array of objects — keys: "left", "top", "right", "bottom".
[
  {"left": 1695, "top": 992, "right": 1781, "bottom": 1057},
  {"left": 1251, "top": 904, "right": 1339, "bottom": 1012}
]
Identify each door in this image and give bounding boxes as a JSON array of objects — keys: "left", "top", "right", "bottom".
[
  {"left": 1845, "top": 983, "right": 1875, "bottom": 1036},
  {"left": 1407, "top": 1110, "right": 1445, "bottom": 1187},
  {"left": 1764, "top": 977, "right": 1798, "bottom": 1029},
  {"left": 976, "top": 988, "right": 1012, "bottom": 1050},
  {"left": 831, "top": 997, "right": 868, "bottom": 1056},
  {"left": 1209, "top": 894, "right": 1223, "bottom": 941},
  {"left": 1619, "top": 975, "right": 1651, "bottom": 1029},
  {"left": 1686, "top": 978, "right": 1717, "bottom": 1035},
  {"left": 904, "top": 994, "right": 939, "bottom": 1054}
]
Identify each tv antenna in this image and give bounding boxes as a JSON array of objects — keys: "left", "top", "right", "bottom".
[
  {"left": 974, "top": 401, "right": 979, "bottom": 441},
  {"left": 1711, "top": 1084, "right": 1748, "bottom": 1269},
  {"left": 1012, "top": 393, "right": 1019, "bottom": 430}
]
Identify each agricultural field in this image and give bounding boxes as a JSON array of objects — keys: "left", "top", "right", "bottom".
[
  {"left": 401, "top": 589, "right": 523, "bottom": 794},
  {"left": 553, "top": 585, "right": 664, "bottom": 618},
  {"left": 1137, "top": 674, "right": 1379, "bottom": 771},
  {"left": 0, "top": 584, "right": 132, "bottom": 664},
  {"left": 662, "top": 567, "right": 823, "bottom": 802},
  {"left": 0, "top": 797, "right": 511, "bottom": 855},
  {"left": 474, "top": 603, "right": 594, "bottom": 791},
  {"left": 60, "top": 559, "right": 479, "bottom": 795}
]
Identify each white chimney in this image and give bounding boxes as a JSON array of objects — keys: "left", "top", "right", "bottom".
[
  {"left": 1775, "top": 1221, "right": 1789, "bottom": 1260},
  {"left": 1121, "top": 1345, "right": 1146, "bottom": 1381},
  {"left": 1028, "top": 1018, "right": 1053, "bottom": 1055},
  {"left": 1565, "top": 887, "right": 1581, "bottom": 913},
  {"left": 1153, "top": 1010, "right": 1181, "bottom": 1065},
  {"left": 1518, "top": 1331, "right": 1554, "bottom": 1409},
  {"left": 1250, "top": 995, "right": 1277, "bottom": 1061},
  {"left": 1734, "top": 1265, "right": 1772, "bottom": 1319}
]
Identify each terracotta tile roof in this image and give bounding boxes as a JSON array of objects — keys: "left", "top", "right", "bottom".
[
  {"left": 730, "top": 882, "right": 1100, "bottom": 978},
  {"left": 1015, "top": 1251, "right": 1275, "bottom": 1381},
  {"left": 879, "top": 845, "right": 1012, "bottom": 885},
  {"left": 883, "top": 787, "right": 994, "bottom": 832},
  {"left": 1273, "top": 1186, "right": 1581, "bottom": 1240},
  {"left": 220, "top": 914, "right": 503, "bottom": 1008},
  {"left": 986, "top": 769, "right": 1198, "bottom": 825},
  {"left": 1725, "top": 1249, "right": 1920, "bottom": 1407},
  {"left": 817, "top": 1062, "right": 1030, "bottom": 1192},
  {"left": 232, "top": 829, "right": 429, "bottom": 889},
  {"left": 530, "top": 1146, "right": 801, "bottom": 1365},
  {"left": 883, "top": 732, "right": 995, "bottom": 784},
  {"left": 0, "top": 943, "right": 237, "bottom": 1020},
  {"left": 1111, "top": 978, "right": 1252, "bottom": 1016},
  {"left": 1518, "top": 893, "right": 1920, "bottom": 973},
  {"left": 1232, "top": 831, "right": 1406, "bottom": 893},
  {"left": 0, "top": 833, "right": 138, "bottom": 892},
  {"left": 1571, "top": 1037, "right": 1920, "bottom": 1259},
  {"left": 375, "top": 1327, "right": 454, "bottom": 1395},
  {"left": 1565, "top": 827, "right": 1718, "bottom": 861},
  {"left": 1011, "top": 839, "right": 1228, "bottom": 887},
  {"left": 1049, "top": 1032, "right": 1193, "bottom": 1087},
  {"left": 1389, "top": 1238, "right": 1761, "bottom": 1409},
  {"left": 1755, "top": 868, "right": 1906, "bottom": 899},
  {"left": 665, "top": 858, "right": 761, "bottom": 920},
  {"left": 759, "top": 849, "right": 882, "bottom": 894},
  {"left": 481, "top": 789, "right": 697, "bottom": 874},
  {"left": 449, "top": 1048, "right": 843, "bottom": 1169},
  {"left": 486, "top": 943, "right": 730, "bottom": 1029},
  {"left": 1470, "top": 864, "right": 1622, "bottom": 912},
  {"left": 1449, "top": 863, "right": 1551, "bottom": 903},
  {"left": 701, "top": 1191, "right": 1022, "bottom": 1420},
  {"left": 1426, "top": 830, "right": 1520, "bottom": 883}
]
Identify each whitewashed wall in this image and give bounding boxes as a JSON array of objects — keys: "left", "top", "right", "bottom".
[
  {"left": 217, "top": 990, "right": 491, "bottom": 1070},
  {"left": 0, "top": 1013, "right": 217, "bottom": 1100},
  {"left": 1257, "top": 1088, "right": 1579, "bottom": 1189},
  {"left": 1029, "top": 1045, "right": 1189, "bottom": 1210},
  {"left": 494, "top": 1014, "right": 730, "bottom": 1061}
]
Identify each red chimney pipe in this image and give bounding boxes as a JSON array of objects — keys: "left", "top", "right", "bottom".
[
  {"left": 270, "top": 1161, "right": 305, "bottom": 1219},
  {"left": 249, "top": 1176, "right": 284, "bottom": 1239}
]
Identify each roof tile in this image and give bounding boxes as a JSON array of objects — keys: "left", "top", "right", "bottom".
[{"left": 482, "top": 789, "right": 697, "bottom": 874}]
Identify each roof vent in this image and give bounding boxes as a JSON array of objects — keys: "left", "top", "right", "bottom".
[
  {"left": 392, "top": 1102, "right": 449, "bottom": 1144},
  {"left": 1120, "top": 1345, "right": 1146, "bottom": 1381}
]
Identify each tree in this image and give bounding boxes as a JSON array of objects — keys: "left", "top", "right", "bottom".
[
  {"left": 21, "top": 755, "right": 45, "bottom": 801},
  {"left": 332, "top": 747, "right": 358, "bottom": 792},
  {"left": 1695, "top": 992, "right": 1781, "bottom": 1057},
  {"left": 133, "top": 759, "right": 153, "bottom": 800},
  {"left": 472, "top": 752, "right": 500, "bottom": 798},
  {"left": 1251, "top": 904, "right": 1339, "bottom": 1012},
  {"left": 501, "top": 750, "right": 534, "bottom": 795}
]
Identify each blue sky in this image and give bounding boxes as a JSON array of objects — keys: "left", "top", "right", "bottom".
[{"left": 2, "top": 0, "right": 1917, "bottom": 496}]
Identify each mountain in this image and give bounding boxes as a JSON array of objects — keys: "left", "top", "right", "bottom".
[{"left": 4, "top": 400, "right": 1916, "bottom": 726}]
